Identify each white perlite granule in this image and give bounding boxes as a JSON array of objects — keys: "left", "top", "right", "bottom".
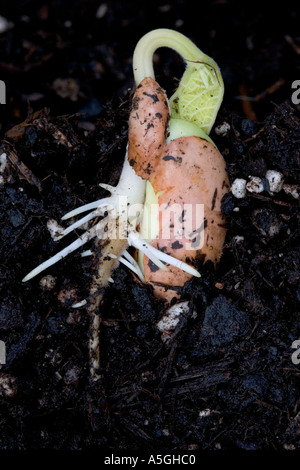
[{"left": 231, "top": 178, "right": 247, "bottom": 199}]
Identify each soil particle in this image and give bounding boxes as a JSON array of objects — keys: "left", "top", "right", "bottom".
[{"left": 201, "top": 295, "right": 250, "bottom": 348}]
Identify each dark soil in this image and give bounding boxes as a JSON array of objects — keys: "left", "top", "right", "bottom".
[{"left": 0, "top": 0, "right": 299, "bottom": 453}]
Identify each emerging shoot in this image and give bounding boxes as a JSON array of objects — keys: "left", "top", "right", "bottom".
[{"left": 133, "top": 28, "right": 224, "bottom": 134}]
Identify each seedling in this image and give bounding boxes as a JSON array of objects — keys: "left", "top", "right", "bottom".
[{"left": 23, "top": 29, "right": 229, "bottom": 378}]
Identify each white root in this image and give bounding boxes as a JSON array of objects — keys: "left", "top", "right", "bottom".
[
  {"left": 22, "top": 225, "right": 99, "bottom": 282},
  {"left": 121, "top": 250, "right": 145, "bottom": 282},
  {"left": 61, "top": 196, "right": 112, "bottom": 220},
  {"left": 128, "top": 232, "right": 201, "bottom": 278},
  {"left": 119, "top": 254, "right": 145, "bottom": 282}
]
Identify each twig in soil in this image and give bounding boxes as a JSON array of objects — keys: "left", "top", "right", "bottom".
[
  {"left": 2, "top": 142, "right": 42, "bottom": 192},
  {"left": 158, "top": 341, "right": 178, "bottom": 393},
  {"left": 247, "top": 192, "right": 295, "bottom": 207},
  {"left": 285, "top": 35, "right": 300, "bottom": 55},
  {"left": 236, "top": 79, "right": 285, "bottom": 120},
  {"left": 237, "top": 84, "right": 258, "bottom": 121},
  {"left": 165, "top": 357, "right": 234, "bottom": 397},
  {"left": 119, "top": 418, "right": 152, "bottom": 443}
]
